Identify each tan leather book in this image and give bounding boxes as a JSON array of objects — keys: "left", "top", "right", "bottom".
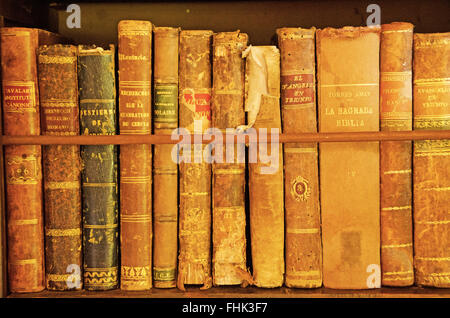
[
  {"left": 245, "top": 46, "right": 284, "bottom": 288},
  {"left": 413, "top": 32, "right": 450, "bottom": 288},
  {"left": 118, "top": 20, "right": 153, "bottom": 290},
  {"left": 211, "top": 31, "right": 249, "bottom": 286},
  {"left": 1, "top": 27, "right": 62, "bottom": 293},
  {"left": 317, "top": 26, "right": 381, "bottom": 289},
  {"left": 38, "top": 44, "right": 82, "bottom": 291},
  {"left": 379, "top": 22, "right": 414, "bottom": 287},
  {"left": 153, "top": 26, "right": 179, "bottom": 288},
  {"left": 177, "top": 30, "right": 213, "bottom": 290},
  {"left": 277, "top": 27, "right": 322, "bottom": 288}
]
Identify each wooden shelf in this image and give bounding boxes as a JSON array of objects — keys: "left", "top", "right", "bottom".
[
  {"left": 6, "top": 286, "right": 450, "bottom": 298},
  {"left": 1, "top": 130, "right": 450, "bottom": 145}
]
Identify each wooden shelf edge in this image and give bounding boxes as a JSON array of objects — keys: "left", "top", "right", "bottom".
[
  {"left": 1, "top": 130, "right": 450, "bottom": 145},
  {"left": 6, "top": 286, "right": 450, "bottom": 299}
]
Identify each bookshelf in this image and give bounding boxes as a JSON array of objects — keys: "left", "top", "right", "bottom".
[{"left": 1, "top": 0, "right": 450, "bottom": 298}]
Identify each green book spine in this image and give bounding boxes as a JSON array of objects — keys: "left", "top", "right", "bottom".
[{"left": 77, "top": 45, "right": 119, "bottom": 291}]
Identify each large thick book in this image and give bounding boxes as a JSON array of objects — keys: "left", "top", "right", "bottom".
[
  {"left": 177, "top": 30, "right": 213, "bottom": 290},
  {"left": 1, "top": 27, "right": 61, "bottom": 293},
  {"left": 317, "top": 26, "right": 381, "bottom": 289},
  {"left": 153, "top": 26, "right": 179, "bottom": 288},
  {"left": 78, "top": 45, "right": 119, "bottom": 291},
  {"left": 379, "top": 22, "right": 414, "bottom": 287},
  {"left": 211, "top": 31, "right": 249, "bottom": 286},
  {"left": 38, "top": 44, "right": 82, "bottom": 290},
  {"left": 118, "top": 20, "right": 153, "bottom": 291},
  {"left": 413, "top": 32, "right": 450, "bottom": 288},
  {"left": 277, "top": 27, "right": 322, "bottom": 288},
  {"left": 245, "top": 45, "right": 284, "bottom": 288}
]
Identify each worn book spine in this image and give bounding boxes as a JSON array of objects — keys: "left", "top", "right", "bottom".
[
  {"left": 277, "top": 27, "right": 322, "bottom": 288},
  {"left": 413, "top": 32, "right": 450, "bottom": 288},
  {"left": 317, "top": 26, "right": 381, "bottom": 289},
  {"left": 379, "top": 22, "right": 414, "bottom": 287},
  {"left": 211, "top": 31, "right": 248, "bottom": 286},
  {"left": 245, "top": 46, "right": 284, "bottom": 288},
  {"left": 118, "top": 20, "right": 153, "bottom": 291},
  {"left": 38, "top": 44, "right": 82, "bottom": 291},
  {"left": 78, "top": 45, "right": 119, "bottom": 291},
  {"left": 1, "top": 27, "right": 60, "bottom": 293},
  {"left": 153, "top": 26, "right": 179, "bottom": 288},
  {"left": 0, "top": 18, "right": 5, "bottom": 298},
  {"left": 178, "top": 30, "right": 213, "bottom": 290}
]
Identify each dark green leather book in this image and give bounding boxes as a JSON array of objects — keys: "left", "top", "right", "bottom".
[{"left": 78, "top": 45, "right": 119, "bottom": 291}]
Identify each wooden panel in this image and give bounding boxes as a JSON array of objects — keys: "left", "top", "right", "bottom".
[
  {"left": 7, "top": 286, "right": 450, "bottom": 298},
  {"left": 48, "top": 0, "right": 449, "bottom": 46},
  {"left": 1, "top": 131, "right": 450, "bottom": 145}
]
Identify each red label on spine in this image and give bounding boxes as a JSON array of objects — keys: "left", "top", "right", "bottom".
[
  {"left": 2, "top": 82, "right": 36, "bottom": 112},
  {"left": 281, "top": 74, "right": 315, "bottom": 106},
  {"left": 182, "top": 91, "right": 211, "bottom": 121}
]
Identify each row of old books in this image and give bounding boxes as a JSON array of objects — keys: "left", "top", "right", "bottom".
[{"left": 0, "top": 21, "right": 449, "bottom": 293}]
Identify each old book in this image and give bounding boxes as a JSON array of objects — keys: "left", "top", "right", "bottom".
[
  {"left": 38, "top": 44, "right": 82, "bottom": 291},
  {"left": 317, "top": 26, "right": 381, "bottom": 289},
  {"left": 277, "top": 27, "right": 322, "bottom": 288},
  {"left": 177, "top": 30, "right": 213, "bottom": 290},
  {"left": 153, "top": 26, "right": 179, "bottom": 288},
  {"left": 245, "top": 46, "right": 284, "bottom": 288},
  {"left": 379, "top": 22, "right": 414, "bottom": 287},
  {"left": 118, "top": 20, "right": 153, "bottom": 291},
  {"left": 78, "top": 45, "right": 119, "bottom": 291},
  {"left": 1, "top": 27, "right": 61, "bottom": 293},
  {"left": 413, "top": 32, "right": 450, "bottom": 288},
  {"left": 0, "top": 16, "right": 5, "bottom": 298},
  {"left": 211, "top": 31, "right": 249, "bottom": 286}
]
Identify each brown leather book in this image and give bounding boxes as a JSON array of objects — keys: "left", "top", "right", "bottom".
[
  {"left": 413, "top": 32, "right": 450, "bottom": 288},
  {"left": 177, "top": 30, "right": 213, "bottom": 290},
  {"left": 245, "top": 46, "right": 284, "bottom": 288},
  {"left": 1, "top": 27, "right": 61, "bottom": 293},
  {"left": 38, "top": 44, "right": 82, "bottom": 291},
  {"left": 277, "top": 27, "right": 322, "bottom": 288},
  {"left": 379, "top": 22, "right": 414, "bottom": 287},
  {"left": 317, "top": 26, "right": 381, "bottom": 289},
  {"left": 153, "top": 26, "right": 179, "bottom": 288},
  {"left": 118, "top": 20, "right": 153, "bottom": 291},
  {"left": 211, "top": 31, "right": 249, "bottom": 286}
]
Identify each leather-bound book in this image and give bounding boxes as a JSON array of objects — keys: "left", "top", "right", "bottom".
[
  {"left": 153, "top": 26, "right": 179, "bottom": 288},
  {"left": 178, "top": 30, "right": 213, "bottom": 290},
  {"left": 38, "top": 44, "right": 82, "bottom": 291},
  {"left": 118, "top": 20, "right": 153, "bottom": 291},
  {"left": 245, "top": 46, "right": 284, "bottom": 288},
  {"left": 413, "top": 32, "right": 450, "bottom": 288},
  {"left": 1, "top": 27, "right": 61, "bottom": 293},
  {"left": 379, "top": 22, "right": 414, "bottom": 287},
  {"left": 211, "top": 31, "right": 248, "bottom": 286},
  {"left": 317, "top": 26, "right": 381, "bottom": 289},
  {"left": 78, "top": 45, "right": 119, "bottom": 291},
  {"left": 277, "top": 27, "right": 322, "bottom": 288}
]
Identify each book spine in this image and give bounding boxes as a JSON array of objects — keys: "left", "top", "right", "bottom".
[
  {"left": 277, "top": 27, "right": 322, "bottom": 288},
  {"left": 153, "top": 26, "right": 179, "bottom": 288},
  {"left": 317, "top": 26, "right": 380, "bottom": 289},
  {"left": 0, "top": 17, "right": 5, "bottom": 298},
  {"left": 379, "top": 22, "right": 414, "bottom": 287},
  {"left": 211, "top": 31, "right": 248, "bottom": 286},
  {"left": 178, "top": 30, "right": 213, "bottom": 290},
  {"left": 246, "top": 46, "right": 284, "bottom": 288},
  {"left": 38, "top": 44, "right": 82, "bottom": 290},
  {"left": 413, "top": 32, "right": 450, "bottom": 288},
  {"left": 118, "top": 20, "right": 153, "bottom": 291},
  {"left": 1, "top": 27, "right": 45, "bottom": 293},
  {"left": 78, "top": 45, "right": 119, "bottom": 291}
]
